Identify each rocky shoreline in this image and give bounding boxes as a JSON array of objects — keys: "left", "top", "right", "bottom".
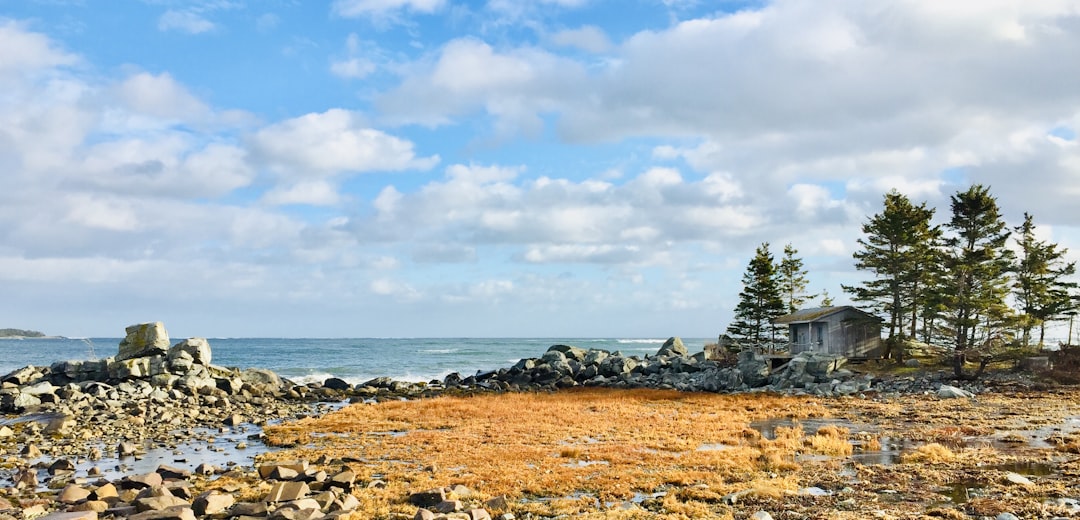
[{"left": 0, "top": 323, "right": 1031, "bottom": 520}]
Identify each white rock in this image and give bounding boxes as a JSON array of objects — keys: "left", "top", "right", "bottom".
[{"left": 937, "top": 385, "right": 974, "bottom": 399}]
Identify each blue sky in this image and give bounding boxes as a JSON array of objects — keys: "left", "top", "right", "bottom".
[{"left": 2, "top": 0, "right": 1080, "bottom": 338}]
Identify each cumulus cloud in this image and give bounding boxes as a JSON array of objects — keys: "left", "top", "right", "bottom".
[
  {"left": 377, "top": 38, "right": 587, "bottom": 131},
  {"left": 0, "top": 19, "right": 77, "bottom": 74},
  {"left": 250, "top": 109, "right": 440, "bottom": 177},
  {"left": 373, "top": 1, "right": 1080, "bottom": 231},
  {"left": 114, "top": 72, "right": 210, "bottom": 122},
  {"left": 348, "top": 162, "right": 778, "bottom": 265}
]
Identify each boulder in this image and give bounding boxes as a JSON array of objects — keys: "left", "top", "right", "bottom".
[
  {"left": 547, "top": 344, "right": 588, "bottom": 362},
  {"left": 656, "top": 337, "right": 688, "bottom": 358},
  {"left": 409, "top": 488, "right": 447, "bottom": 508},
  {"left": 241, "top": 368, "right": 283, "bottom": 389},
  {"left": 192, "top": 492, "right": 235, "bottom": 516},
  {"left": 737, "top": 351, "right": 770, "bottom": 387},
  {"left": 937, "top": 385, "right": 975, "bottom": 399},
  {"left": 323, "top": 377, "right": 350, "bottom": 391},
  {"left": 600, "top": 355, "right": 639, "bottom": 378},
  {"left": 2, "top": 366, "right": 42, "bottom": 385},
  {"left": 109, "top": 357, "right": 152, "bottom": 380},
  {"left": 168, "top": 338, "right": 212, "bottom": 367},
  {"left": 265, "top": 481, "right": 310, "bottom": 502},
  {"left": 117, "top": 322, "right": 171, "bottom": 361}
]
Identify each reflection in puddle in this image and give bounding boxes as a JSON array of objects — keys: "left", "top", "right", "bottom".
[
  {"left": 939, "top": 481, "right": 984, "bottom": 503},
  {"left": 744, "top": 415, "right": 1079, "bottom": 470}
]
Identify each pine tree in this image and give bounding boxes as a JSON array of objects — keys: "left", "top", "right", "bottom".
[
  {"left": 844, "top": 190, "right": 939, "bottom": 358},
  {"left": 777, "top": 243, "right": 815, "bottom": 314},
  {"left": 726, "top": 243, "right": 786, "bottom": 347},
  {"left": 1013, "top": 213, "right": 1078, "bottom": 347},
  {"left": 940, "top": 184, "right": 1014, "bottom": 378},
  {"left": 819, "top": 289, "right": 834, "bottom": 307}
]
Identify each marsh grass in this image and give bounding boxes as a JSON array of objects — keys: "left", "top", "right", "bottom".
[
  {"left": 262, "top": 389, "right": 828, "bottom": 517},
  {"left": 900, "top": 442, "right": 957, "bottom": 463}
]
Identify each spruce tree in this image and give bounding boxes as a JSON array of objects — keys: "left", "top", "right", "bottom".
[
  {"left": 1013, "top": 213, "right": 1078, "bottom": 347},
  {"left": 777, "top": 244, "right": 814, "bottom": 314},
  {"left": 844, "top": 190, "right": 938, "bottom": 358},
  {"left": 940, "top": 184, "right": 1014, "bottom": 377},
  {"left": 726, "top": 243, "right": 786, "bottom": 347}
]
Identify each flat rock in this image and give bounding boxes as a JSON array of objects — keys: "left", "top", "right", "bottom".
[
  {"left": 127, "top": 508, "right": 196, "bottom": 520},
  {"left": 135, "top": 495, "right": 190, "bottom": 513},
  {"left": 409, "top": 488, "right": 447, "bottom": 508},
  {"left": 59, "top": 484, "right": 93, "bottom": 504},
  {"left": 259, "top": 461, "right": 309, "bottom": 480},
  {"left": 1004, "top": 472, "right": 1034, "bottom": 487},
  {"left": 229, "top": 503, "right": 268, "bottom": 516},
  {"left": 193, "top": 492, "right": 235, "bottom": 516},
  {"left": 91, "top": 483, "right": 119, "bottom": 500},
  {"left": 37, "top": 512, "right": 98, "bottom": 520},
  {"left": 123, "top": 472, "right": 164, "bottom": 490},
  {"left": 70, "top": 501, "right": 109, "bottom": 513},
  {"left": 265, "top": 481, "right": 311, "bottom": 502},
  {"left": 468, "top": 509, "right": 492, "bottom": 520}
]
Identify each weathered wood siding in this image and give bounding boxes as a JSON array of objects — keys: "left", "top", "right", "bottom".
[{"left": 788, "top": 308, "right": 882, "bottom": 358}]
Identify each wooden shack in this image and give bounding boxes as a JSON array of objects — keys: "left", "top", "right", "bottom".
[{"left": 773, "top": 306, "right": 883, "bottom": 358}]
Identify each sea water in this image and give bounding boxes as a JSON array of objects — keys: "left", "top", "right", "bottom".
[{"left": 0, "top": 337, "right": 711, "bottom": 384}]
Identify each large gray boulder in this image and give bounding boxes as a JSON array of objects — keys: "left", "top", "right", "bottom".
[
  {"left": 547, "top": 344, "right": 588, "bottom": 362},
  {"left": 117, "top": 322, "right": 171, "bottom": 361},
  {"left": 737, "top": 351, "right": 770, "bottom": 388},
  {"left": 656, "top": 337, "right": 688, "bottom": 358}
]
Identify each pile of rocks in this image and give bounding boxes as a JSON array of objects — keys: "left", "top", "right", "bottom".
[
  {"left": 0, "top": 457, "right": 375, "bottom": 520},
  {"left": 435, "top": 337, "right": 875, "bottom": 397},
  {"left": 2, "top": 323, "right": 293, "bottom": 415}
]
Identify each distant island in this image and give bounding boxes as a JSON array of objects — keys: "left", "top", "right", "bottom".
[{"left": 0, "top": 328, "right": 47, "bottom": 338}]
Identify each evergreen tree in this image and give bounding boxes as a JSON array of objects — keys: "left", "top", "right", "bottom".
[
  {"left": 940, "top": 184, "right": 1014, "bottom": 377},
  {"left": 726, "top": 243, "right": 786, "bottom": 347},
  {"left": 1013, "top": 213, "right": 1078, "bottom": 347},
  {"left": 777, "top": 243, "right": 814, "bottom": 313},
  {"left": 844, "top": 190, "right": 938, "bottom": 358},
  {"left": 819, "top": 289, "right": 834, "bottom": 307}
]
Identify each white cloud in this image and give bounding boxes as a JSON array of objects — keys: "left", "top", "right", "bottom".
[
  {"left": 0, "top": 20, "right": 77, "bottom": 74},
  {"left": 113, "top": 72, "right": 210, "bottom": 122},
  {"left": 263, "top": 180, "right": 343, "bottom": 206},
  {"left": 158, "top": 10, "right": 216, "bottom": 34},
  {"left": 332, "top": 0, "right": 445, "bottom": 18},
  {"left": 550, "top": 25, "right": 611, "bottom": 53},
  {"left": 250, "top": 109, "right": 439, "bottom": 177},
  {"left": 331, "top": 57, "right": 376, "bottom": 79},
  {"left": 64, "top": 194, "right": 141, "bottom": 232},
  {"left": 376, "top": 38, "right": 587, "bottom": 130}
]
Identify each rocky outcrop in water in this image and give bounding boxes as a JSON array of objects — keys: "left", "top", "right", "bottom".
[{"left": 1, "top": 323, "right": 298, "bottom": 416}]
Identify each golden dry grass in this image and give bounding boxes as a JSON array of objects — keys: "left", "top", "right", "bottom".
[
  {"left": 254, "top": 386, "right": 1080, "bottom": 519},
  {"left": 262, "top": 389, "right": 826, "bottom": 517},
  {"left": 900, "top": 442, "right": 957, "bottom": 463}
]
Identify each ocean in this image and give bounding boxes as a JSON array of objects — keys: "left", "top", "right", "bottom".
[{"left": 0, "top": 337, "right": 712, "bottom": 385}]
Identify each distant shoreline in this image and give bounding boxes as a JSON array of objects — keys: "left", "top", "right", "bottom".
[
  {"left": 0, "top": 335, "right": 66, "bottom": 340},
  {"left": 0, "top": 328, "right": 50, "bottom": 339}
]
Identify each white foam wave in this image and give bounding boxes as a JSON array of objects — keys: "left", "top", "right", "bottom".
[
  {"left": 616, "top": 339, "right": 666, "bottom": 344},
  {"left": 419, "top": 348, "right": 459, "bottom": 354}
]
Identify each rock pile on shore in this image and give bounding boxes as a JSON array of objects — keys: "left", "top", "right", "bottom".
[{"left": 434, "top": 337, "right": 875, "bottom": 397}]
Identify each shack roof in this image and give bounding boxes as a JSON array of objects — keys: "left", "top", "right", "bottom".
[{"left": 772, "top": 306, "right": 882, "bottom": 324}]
